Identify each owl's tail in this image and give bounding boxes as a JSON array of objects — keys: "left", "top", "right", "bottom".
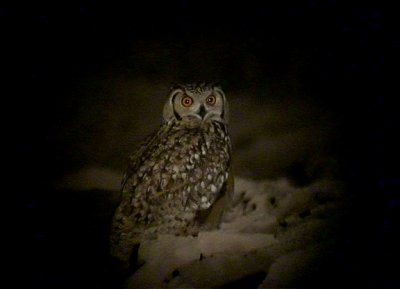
[{"left": 109, "top": 212, "right": 142, "bottom": 266}]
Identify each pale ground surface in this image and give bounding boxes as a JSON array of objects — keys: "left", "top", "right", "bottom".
[
  {"left": 124, "top": 177, "right": 346, "bottom": 289},
  {"left": 60, "top": 166, "right": 347, "bottom": 288}
]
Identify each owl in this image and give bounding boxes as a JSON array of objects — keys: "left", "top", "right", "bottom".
[{"left": 110, "top": 83, "right": 233, "bottom": 265}]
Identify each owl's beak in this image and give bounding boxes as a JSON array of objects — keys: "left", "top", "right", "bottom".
[{"left": 197, "top": 105, "right": 207, "bottom": 119}]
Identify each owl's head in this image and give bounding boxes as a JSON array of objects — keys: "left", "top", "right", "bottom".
[{"left": 163, "top": 83, "right": 228, "bottom": 124}]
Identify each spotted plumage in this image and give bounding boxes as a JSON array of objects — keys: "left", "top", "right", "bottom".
[{"left": 110, "top": 83, "right": 232, "bottom": 263}]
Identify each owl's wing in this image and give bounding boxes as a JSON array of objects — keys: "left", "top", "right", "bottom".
[
  {"left": 195, "top": 167, "right": 234, "bottom": 229},
  {"left": 110, "top": 129, "right": 160, "bottom": 264},
  {"left": 121, "top": 130, "right": 159, "bottom": 190}
]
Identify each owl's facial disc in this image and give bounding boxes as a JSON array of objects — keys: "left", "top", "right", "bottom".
[
  {"left": 186, "top": 97, "right": 222, "bottom": 122},
  {"left": 176, "top": 92, "right": 224, "bottom": 122},
  {"left": 163, "top": 84, "right": 228, "bottom": 124},
  {"left": 200, "top": 93, "right": 225, "bottom": 122}
]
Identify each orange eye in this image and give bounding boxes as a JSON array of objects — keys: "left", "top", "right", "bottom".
[
  {"left": 206, "top": 95, "right": 216, "bottom": 105},
  {"left": 181, "top": 96, "right": 193, "bottom": 107}
]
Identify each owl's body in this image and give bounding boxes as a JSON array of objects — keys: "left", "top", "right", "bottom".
[{"left": 110, "top": 83, "right": 232, "bottom": 263}]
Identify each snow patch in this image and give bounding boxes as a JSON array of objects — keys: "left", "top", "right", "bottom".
[{"left": 123, "top": 176, "right": 346, "bottom": 288}]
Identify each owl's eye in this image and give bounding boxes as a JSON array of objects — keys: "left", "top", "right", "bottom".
[
  {"left": 181, "top": 96, "right": 193, "bottom": 107},
  {"left": 206, "top": 95, "right": 216, "bottom": 105}
]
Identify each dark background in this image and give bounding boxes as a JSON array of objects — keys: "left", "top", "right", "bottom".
[{"left": 5, "top": 0, "right": 396, "bottom": 288}]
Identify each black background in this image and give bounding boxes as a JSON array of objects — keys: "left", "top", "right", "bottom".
[{"left": 4, "top": 0, "right": 397, "bottom": 288}]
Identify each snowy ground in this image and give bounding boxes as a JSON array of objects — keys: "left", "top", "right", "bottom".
[
  {"left": 122, "top": 176, "right": 348, "bottom": 288},
  {"left": 57, "top": 166, "right": 350, "bottom": 288}
]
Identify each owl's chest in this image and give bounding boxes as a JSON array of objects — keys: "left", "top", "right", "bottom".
[
  {"left": 129, "top": 123, "right": 230, "bottom": 204},
  {"left": 148, "top": 126, "right": 229, "bottom": 175},
  {"left": 142, "top": 122, "right": 228, "bottom": 163}
]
